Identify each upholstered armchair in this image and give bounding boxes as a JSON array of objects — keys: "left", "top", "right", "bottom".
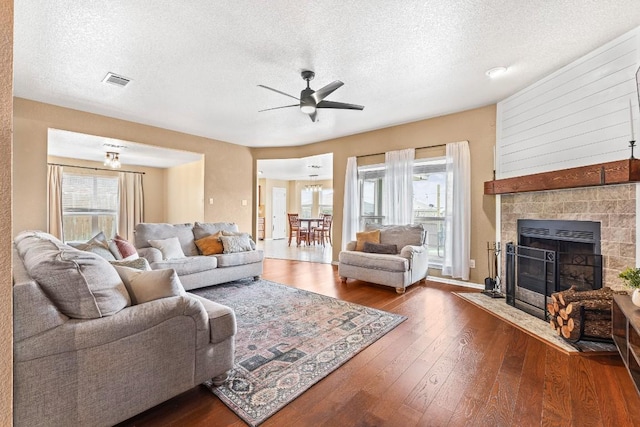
[{"left": 338, "top": 223, "right": 429, "bottom": 294}]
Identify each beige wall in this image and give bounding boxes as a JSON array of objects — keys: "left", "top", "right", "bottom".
[
  {"left": 252, "top": 105, "right": 497, "bottom": 284},
  {"left": 13, "top": 98, "right": 255, "bottom": 235},
  {"left": 1, "top": 0, "right": 12, "bottom": 422},
  {"left": 47, "top": 155, "right": 168, "bottom": 226},
  {"left": 166, "top": 159, "right": 205, "bottom": 223}
]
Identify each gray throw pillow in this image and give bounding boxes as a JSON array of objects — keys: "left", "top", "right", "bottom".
[
  {"left": 68, "top": 231, "right": 117, "bottom": 261},
  {"left": 114, "top": 266, "right": 185, "bottom": 305},
  {"left": 149, "top": 237, "right": 186, "bottom": 260},
  {"left": 362, "top": 241, "right": 398, "bottom": 254},
  {"left": 220, "top": 234, "right": 253, "bottom": 253},
  {"left": 109, "top": 258, "right": 151, "bottom": 271}
]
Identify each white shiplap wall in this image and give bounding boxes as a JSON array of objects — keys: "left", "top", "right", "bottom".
[{"left": 497, "top": 27, "right": 640, "bottom": 179}]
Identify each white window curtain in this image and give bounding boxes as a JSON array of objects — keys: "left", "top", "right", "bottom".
[
  {"left": 47, "top": 164, "right": 64, "bottom": 239},
  {"left": 342, "top": 156, "right": 360, "bottom": 250},
  {"left": 383, "top": 148, "right": 415, "bottom": 225},
  {"left": 442, "top": 141, "right": 471, "bottom": 280},
  {"left": 118, "top": 172, "right": 144, "bottom": 242}
]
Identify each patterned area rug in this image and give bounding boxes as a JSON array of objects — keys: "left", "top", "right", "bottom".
[{"left": 191, "top": 279, "right": 406, "bottom": 426}]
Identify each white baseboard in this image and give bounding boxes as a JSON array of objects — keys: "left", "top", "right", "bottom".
[{"left": 427, "top": 275, "right": 484, "bottom": 290}]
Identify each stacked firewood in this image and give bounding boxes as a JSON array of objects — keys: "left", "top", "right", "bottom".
[{"left": 547, "top": 286, "right": 626, "bottom": 342}]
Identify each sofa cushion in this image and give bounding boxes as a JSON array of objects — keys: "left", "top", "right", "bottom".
[
  {"left": 150, "top": 256, "right": 218, "bottom": 275},
  {"left": 214, "top": 250, "right": 264, "bottom": 267},
  {"left": 149, "top": 237, "right": 186, "bottom": 260},
  {"left": 339, "top": 250, "right": 409, "bottom": 273},
  {"left": 220, "top": 234, "right": 253, "bottom": 253},
  {"left": 365, "top": 223, "right": 426, "bottom": 249},
  {"left": 115, "top": 266, "right": 186, "bottom": 305},
  {"left": 135, "top": 223, "right": 199, "bottom": 256},
  {"left": 363, "top": 241, "right": 398, "bottom": 254},
  {"left": 355, "top": 229, "right": 381, "bottom": 251},
  {"left": 15, "top": 231, "right": 131, "bottom": 319},
  {"left": 195, "top": 231, "right": 224, "bottom": 255},
  {"left": 193, "top": 222, "right": 239, "bottom": 240}
]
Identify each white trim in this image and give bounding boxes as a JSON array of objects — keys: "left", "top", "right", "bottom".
[{"left": 427, "top": 275, "right": 484, "bottom": 290}]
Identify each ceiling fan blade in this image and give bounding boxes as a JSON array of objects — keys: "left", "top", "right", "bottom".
[
  {"left": 257, "top": 85, "right": 300, "bottom": 101},
  {"left": 258, "top": 104, "right": 300, "bottom": 112},
  {"left": 311, "top": 80, "right": 344, "bottom": 103},
  {"left": 309, "top": 110, "right": 317, "bottom": 122},
  {"left": 316, "top": 100, "right": 364, "bottom": 110}
]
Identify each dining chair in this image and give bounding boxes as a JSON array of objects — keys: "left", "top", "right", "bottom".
[
  {"left": 287, "top": 213, "right": 309, "bottom": 246},
  {"left": 312, "top": 214, "right": 332, "bottom": 246}
]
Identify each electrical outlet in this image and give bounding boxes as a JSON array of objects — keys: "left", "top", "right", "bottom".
[{"left": 469, "top": 259, "right": 476, "bottom": 268}]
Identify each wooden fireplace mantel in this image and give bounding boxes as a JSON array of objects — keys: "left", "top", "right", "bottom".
[{"left": 484, "top": 159, "right": 640, "bottom": 195}]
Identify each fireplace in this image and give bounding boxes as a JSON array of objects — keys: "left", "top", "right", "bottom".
[{"left": 505, "top": 219, "right": 603, "bottom": 319}]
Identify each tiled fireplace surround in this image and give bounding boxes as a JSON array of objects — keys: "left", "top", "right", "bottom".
[{"left": 500, "top": 183, "right": 637, "bottom": 292}]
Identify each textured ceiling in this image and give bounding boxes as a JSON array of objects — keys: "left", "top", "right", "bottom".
[{"left": 13, "top": 1, "right": 640, "bottom": 148}]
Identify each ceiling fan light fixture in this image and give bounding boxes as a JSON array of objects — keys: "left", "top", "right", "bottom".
[{"left": 300, "top": 105, "right": 316, "bottom": 114}]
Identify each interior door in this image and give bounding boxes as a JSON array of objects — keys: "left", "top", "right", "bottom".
[{"left": 272, "top": 187, "right": 287, "bottom": 239}]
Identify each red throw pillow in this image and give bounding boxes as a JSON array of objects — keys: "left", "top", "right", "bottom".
[{"left": 114, "top": 235, "right": 138, "bottom": 260}]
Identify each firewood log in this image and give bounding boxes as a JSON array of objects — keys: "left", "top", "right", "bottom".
[
  {"left": 547, "top": 303, "right": 556, "bottom": 316},
  {"left": 559, "top": 308, "right": 568, "bottom": 320}
]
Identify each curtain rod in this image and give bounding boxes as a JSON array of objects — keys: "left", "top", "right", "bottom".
[
  {"left": 356, "top": 143, "right": 449, "bottom": 159},
  {"left": 48, "top": 162, "right": 146, "bottom": 175}
]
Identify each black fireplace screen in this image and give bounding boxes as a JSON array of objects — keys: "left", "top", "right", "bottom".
[{"left": 505, "top": 219, "right": 603, "bottom": 320}]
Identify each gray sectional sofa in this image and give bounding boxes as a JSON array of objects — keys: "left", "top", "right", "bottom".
[
  {"left": 134, "top": 222, "right": 264, "bottom": 290},
  {"left": 13, "top": 230, "right": 237, "bottom": 427}
]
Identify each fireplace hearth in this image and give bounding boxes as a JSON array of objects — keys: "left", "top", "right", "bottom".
[{"left": 505, "top": 219, "right": 603, "bottom": 320}]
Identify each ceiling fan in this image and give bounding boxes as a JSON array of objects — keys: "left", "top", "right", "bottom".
[{"left": 258, "top": 70, "right": 364, "bottom": 122}]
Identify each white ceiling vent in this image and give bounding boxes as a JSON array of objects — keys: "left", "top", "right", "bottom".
[{"left": 102, "top": 72, "right": 131, "bottom": 87}]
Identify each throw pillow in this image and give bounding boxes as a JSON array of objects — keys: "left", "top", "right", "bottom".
[
  {"left": 363, "top": 241, "right": 398, "bottom": 255},
  {"left": 16, "top": 233, "right": 131, "bottom": 319},
  {"left": 109, "top": 258, "right": 151, "bottom": 270},
  {"left": 195, "top": 231, "right": 224, "bottom": 255},
  {"left": 149, "top": 236, "right": 186, "bottom": 260},
  {"left": 355, "top": 229, "right": 381, "bottom": 251},
  {"left": 68, "top": 231, "right": 117, "bottom": 261},
  {"left": 220, "top": 234, "right": 253, "bottom": 254},
  {"left": 222, "top": 230, "right": 257, "bottom": 250},
  {"left": 113, "top": 235, "right": 139, "bottom": 261},
  {"left": 114, "top": 266, "right": 185, "bottom": 305}
]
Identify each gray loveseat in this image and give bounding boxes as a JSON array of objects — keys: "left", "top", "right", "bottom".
[
  {"left": 134, "top": 222, "right": 264, "bottom": 290},
  {"left": 338, "top": 223, "right": 429, "bottom": 294},
  {"left": 13, "top": 231, "right": 236, "bottom": 427}
]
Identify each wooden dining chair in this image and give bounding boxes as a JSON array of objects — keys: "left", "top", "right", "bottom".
[
  {"left": 313, "top": 214, "right": 333, "bottom": 246},
  {"left": 287, "top": 213, "right": 309, "bottom": 246}
]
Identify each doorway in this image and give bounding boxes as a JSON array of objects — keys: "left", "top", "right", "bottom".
[{"left": 272, "top": 187, "right": 287, "bottom": 239}]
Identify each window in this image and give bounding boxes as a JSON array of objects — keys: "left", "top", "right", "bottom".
[
  {"left": 319, "top": 188, "right": 333, "bottom": 215},
  {"left": 300, "top": 189, "right": 313, "bottom": 218},
  {"left": 358, "top": 165, "right": 384, "bottom": 228},
  {"left": 62, "top": 173, "right": 119, "bottom": 242},
  {"left": 412, "top": 159, "right": 446, "bottom": 266},
  {"left": 357, "top": 157, "right": 446, "bottom": 266}
]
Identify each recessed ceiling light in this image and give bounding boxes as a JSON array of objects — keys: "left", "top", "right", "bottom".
[{"left": 486, "top": 66, "right": 508, "bottom": 78}]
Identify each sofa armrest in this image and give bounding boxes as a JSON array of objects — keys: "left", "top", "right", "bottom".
[
  {"left": 346, "top": 241, "right": 357, "bottom": 251},
  {"left": 137, "top": 247, "right": 163, "bottom": 264},
  {"left": 188, "top": 294, "right": 237, "bottom": 344},
  {"left": 400, "top": 245, "right": 429, "bottom": 282},
  {"left": 14, "top": 295, "right": 210, "bottom": 362}
]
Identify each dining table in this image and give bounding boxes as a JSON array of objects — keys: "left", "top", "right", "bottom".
[{"left": 298, "top": 218, "right": 323, "bottom": 245}]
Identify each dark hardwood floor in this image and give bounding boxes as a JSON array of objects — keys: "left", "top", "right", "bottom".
[{"left": 118, "top": 259, "right": 640, "bottom": 426}]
